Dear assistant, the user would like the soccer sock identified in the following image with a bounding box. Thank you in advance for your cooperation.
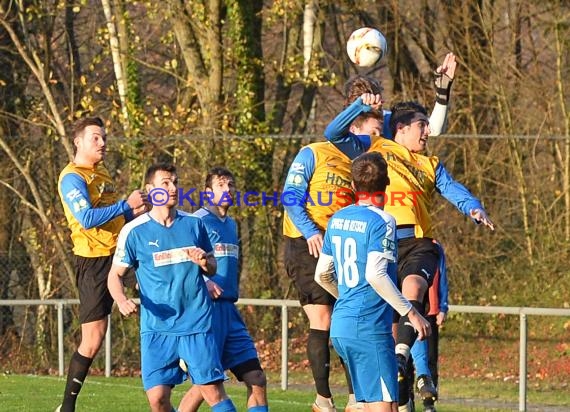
[211,398,237,412]
[410,338,431,377]
[61,351,93,412]
[397,300,424,350]
[247,406,268,412]
[307,328,332,398]
[338,356,355,397]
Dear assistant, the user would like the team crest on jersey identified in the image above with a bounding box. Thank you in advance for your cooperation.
[72,198,88,212]
[153,246,198,267]
[97,182,116,194]
[382,238,396,252]
[287,173,304,186]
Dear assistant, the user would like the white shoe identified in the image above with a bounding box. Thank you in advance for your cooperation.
[312,397,337,412]
[54,405,62,412]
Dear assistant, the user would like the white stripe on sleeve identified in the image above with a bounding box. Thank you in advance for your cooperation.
[365,251,412,316]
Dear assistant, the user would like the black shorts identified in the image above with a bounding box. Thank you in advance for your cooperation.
[75,255,115,324]
[397,237,440,289]
[284,236,335,306]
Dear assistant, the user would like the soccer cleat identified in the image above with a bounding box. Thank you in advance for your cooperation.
[396,353,408,382]
[424,406,436,412]
[312,397,337,412]
[416,374,437,401]
[54,406,62,412]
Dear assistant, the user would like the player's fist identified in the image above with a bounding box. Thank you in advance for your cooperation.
[127,189,147,210]
[117,298,137,317]
[470,208,495,231]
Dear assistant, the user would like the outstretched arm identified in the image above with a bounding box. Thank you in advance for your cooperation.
[429,52,457,136]
[435,163,495,230]
[323,95,378,158]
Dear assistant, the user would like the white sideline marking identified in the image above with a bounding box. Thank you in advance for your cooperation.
[24,375,311,406]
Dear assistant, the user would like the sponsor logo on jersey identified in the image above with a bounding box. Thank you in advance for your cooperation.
[148,239,159,247]
[290,162,305,173]
[153,246,198,267]
[65,188,83,201]
[213,243,239,259]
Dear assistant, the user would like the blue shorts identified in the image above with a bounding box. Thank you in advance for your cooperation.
[332,335,398,403]
[141,332,225,391]
[213,300,259,372]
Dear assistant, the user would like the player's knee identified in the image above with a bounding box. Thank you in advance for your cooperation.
[242,369,267,388]
[146,391,169,409]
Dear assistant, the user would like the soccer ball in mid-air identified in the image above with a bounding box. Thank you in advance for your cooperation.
[346,27,388,68]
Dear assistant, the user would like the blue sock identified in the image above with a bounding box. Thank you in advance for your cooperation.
[211,398,236,412]
[411,338,431,377]
[248,406,269,412]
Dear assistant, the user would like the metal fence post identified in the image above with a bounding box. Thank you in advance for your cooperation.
[281,304,288,391]
[57,302,64,376]
[519,312,527,412]
[105,314,112,377]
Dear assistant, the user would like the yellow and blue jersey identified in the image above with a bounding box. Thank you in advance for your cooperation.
[282,142,353,239]
[324,98,484,238]
[58,163,132,257]
[322,204,397,338]
[113,210,213,335]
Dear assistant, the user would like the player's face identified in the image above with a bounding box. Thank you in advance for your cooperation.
[396,113,431,153]
[148,171,178,207]
[350,117,382,136]
[75,125,107,164]
[207,175,236,208]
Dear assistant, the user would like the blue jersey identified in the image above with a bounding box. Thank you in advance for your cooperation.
[322,204,398,339]
[113,210,213,335]
[193,208,240,302]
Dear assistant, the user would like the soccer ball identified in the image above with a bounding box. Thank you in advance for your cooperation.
[346,27,388,68]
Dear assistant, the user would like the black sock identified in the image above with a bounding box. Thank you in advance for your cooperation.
[308,329,331,398]
[61,351,93,412]
[397,300,424,348]
[338,356,354,395]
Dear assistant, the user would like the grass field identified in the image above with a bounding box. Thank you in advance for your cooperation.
[1,373,568,412]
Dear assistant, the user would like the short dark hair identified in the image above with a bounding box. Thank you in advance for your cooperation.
[351,110,383,132]
[145,163,177,184]
[73,117,104,140]
[351,152,389,193]
[344,76,383,107]
[389,101,428,138]
[205,167,235,189]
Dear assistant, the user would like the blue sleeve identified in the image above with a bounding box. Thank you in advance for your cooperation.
[283,147,321,239]
[59,173,131,229]
[434,241,449,313]
[321,228,332,256]
[435,162,485,219]
[324,97,372,159]
[382,110,393,139]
